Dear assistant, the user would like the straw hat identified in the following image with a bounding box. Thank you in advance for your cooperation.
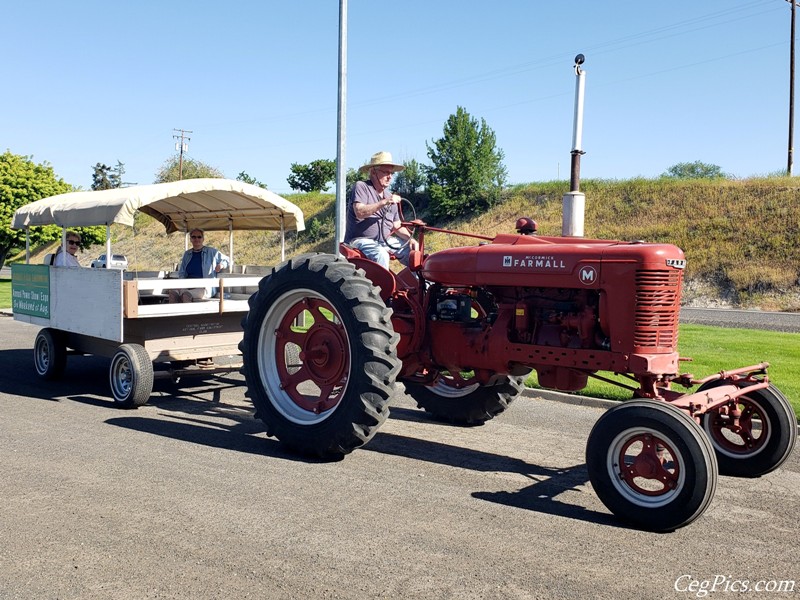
[359,151,405,174]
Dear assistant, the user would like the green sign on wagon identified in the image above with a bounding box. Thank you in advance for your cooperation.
[11,264,51,318]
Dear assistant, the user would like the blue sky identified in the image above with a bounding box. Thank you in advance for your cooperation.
[1,0,792,194]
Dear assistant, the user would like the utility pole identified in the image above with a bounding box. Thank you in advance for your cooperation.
[173,128,192,180]
[788,1,798,175]
[562,54,587,237]
[334,0,348,251]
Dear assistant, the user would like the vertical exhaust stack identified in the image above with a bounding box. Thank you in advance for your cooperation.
[563,54,586,237]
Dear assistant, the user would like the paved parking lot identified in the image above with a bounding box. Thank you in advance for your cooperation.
[1,316,798,600]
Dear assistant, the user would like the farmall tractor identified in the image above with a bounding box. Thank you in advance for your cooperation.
[239,217,797,532]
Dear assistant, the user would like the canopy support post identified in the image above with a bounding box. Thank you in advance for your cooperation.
[105,225,112,268]
[281,215,285,262]
[228,220,234,273]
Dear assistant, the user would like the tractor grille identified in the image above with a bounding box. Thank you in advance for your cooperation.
[633,269,682,349]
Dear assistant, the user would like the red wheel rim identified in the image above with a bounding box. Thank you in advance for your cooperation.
[617,433,681,497]
[706,398,767,456]
[436,370,478,389]
[274,297,349,414]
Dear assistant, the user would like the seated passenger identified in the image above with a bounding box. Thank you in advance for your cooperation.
[168,228,230,303]
[52,231,82,267]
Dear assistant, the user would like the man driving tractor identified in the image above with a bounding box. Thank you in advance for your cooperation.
[344,151,418,268]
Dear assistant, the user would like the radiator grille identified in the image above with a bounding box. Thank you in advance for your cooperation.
[633,270,682,348]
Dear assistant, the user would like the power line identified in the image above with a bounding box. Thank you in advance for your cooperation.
[172,128,192,180]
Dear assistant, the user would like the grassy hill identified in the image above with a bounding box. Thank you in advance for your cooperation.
[13,176,800,310]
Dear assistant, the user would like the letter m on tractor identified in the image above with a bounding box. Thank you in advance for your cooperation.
[579,265,597,284]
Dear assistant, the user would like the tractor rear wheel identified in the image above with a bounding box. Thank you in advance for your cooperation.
[240,254,402,459]
[698,382,797,477]
[405,372,524,425]
[586,399,718,532]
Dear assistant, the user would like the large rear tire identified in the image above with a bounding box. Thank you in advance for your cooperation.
[109,343,153,408]
[240,254,402,459]
[698,381,797,477]
[405,373,524,425]
[586,399,718,532]
[33,328,67,381]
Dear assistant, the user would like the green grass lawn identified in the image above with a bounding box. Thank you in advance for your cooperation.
[1,275,796,418]
[0,278,10,309]
[527,323,800,418]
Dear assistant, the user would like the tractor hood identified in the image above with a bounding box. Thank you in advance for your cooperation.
[421,233,686,288]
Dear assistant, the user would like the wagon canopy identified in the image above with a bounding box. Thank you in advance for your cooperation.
[11,178,305,234]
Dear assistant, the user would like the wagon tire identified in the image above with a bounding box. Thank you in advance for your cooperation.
[698,381,797,477]
[109,343,153,408]
[586,399,718,532]
[405,374,524,425]
[239,253,401,459]
[34,328,67,380]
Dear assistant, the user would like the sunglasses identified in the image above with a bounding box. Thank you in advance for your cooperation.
[190,235,203,239]
[67,240,80,245]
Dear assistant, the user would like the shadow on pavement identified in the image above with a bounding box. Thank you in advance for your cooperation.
[366,430,620,529]
[0,348,110,401]
[0,346,251,412]
[104,414,283,457]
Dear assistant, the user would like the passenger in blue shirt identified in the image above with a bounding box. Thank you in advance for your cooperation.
[168,228,230,303]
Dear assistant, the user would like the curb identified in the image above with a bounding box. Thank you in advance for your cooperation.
[522,387,617,410]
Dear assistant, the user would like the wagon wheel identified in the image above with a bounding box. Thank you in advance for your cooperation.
[404,372,524,425]
[698,381,797,477]
[586,399,718,532]
[33,328,67,381]
[240,253,402,459]
[109,343,154,408]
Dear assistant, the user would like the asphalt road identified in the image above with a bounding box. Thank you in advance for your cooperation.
[680,307,800,333]
[1,316,798,600]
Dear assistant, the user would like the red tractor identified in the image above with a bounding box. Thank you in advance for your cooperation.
[239,217,796,532]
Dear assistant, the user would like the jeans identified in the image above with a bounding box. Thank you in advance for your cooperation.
[348,237,411,269]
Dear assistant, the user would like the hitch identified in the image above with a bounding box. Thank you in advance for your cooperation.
[664,362,771,417]
[673,362,770,389]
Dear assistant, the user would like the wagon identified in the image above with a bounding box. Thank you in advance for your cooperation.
[10,178,304,407]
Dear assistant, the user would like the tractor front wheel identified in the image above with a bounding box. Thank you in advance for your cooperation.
[240,254,402,459]
[698,382,797,477]
[586,399,718,532]
[405,372,524,425]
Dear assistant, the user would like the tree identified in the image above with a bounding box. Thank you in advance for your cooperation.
[287,159,336,192]
[391,158,429,215]
[236,170,267,189]
[392,159,427,197]
[154,156,224,183]
[346,167,367,192]
[661,161,725,179]
[426,106,507,220]
[91,161,126,190]
[0,151,73,269]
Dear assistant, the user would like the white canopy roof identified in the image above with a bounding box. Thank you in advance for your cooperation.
[11,178,305,233]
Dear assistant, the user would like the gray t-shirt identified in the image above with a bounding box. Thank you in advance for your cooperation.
[344,180,399,243]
